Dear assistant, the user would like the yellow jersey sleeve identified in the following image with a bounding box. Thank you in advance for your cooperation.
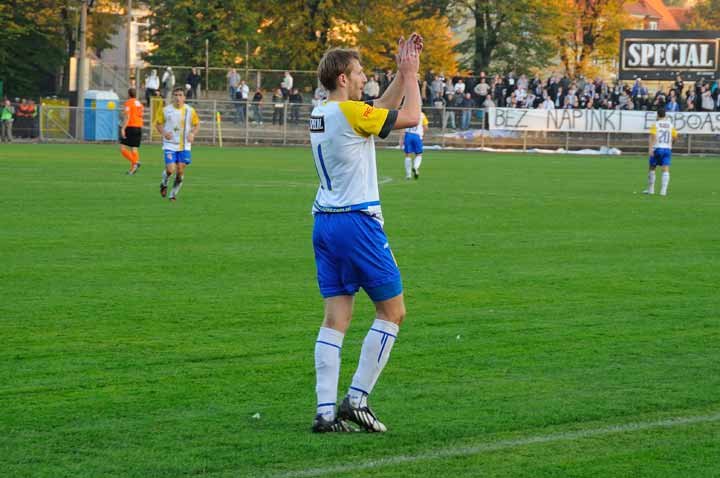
[155,107,165,125]
[422,113,428,127]
[672,128,678,139]
[191,108,200,126]
[338,101,396,139]
[649,125,657,135]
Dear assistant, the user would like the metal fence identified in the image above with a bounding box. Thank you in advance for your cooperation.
[28,103,720,155]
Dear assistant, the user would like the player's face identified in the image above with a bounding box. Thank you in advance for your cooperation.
[346,60,367,101]
[173,91,185,107]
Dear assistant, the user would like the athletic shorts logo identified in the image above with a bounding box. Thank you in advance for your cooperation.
[310,116,325,132]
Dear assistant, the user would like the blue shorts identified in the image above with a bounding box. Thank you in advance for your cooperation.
[649,148,671,167]
[164,150,192,165]
[403,133,423,155]
[313,212,402,302]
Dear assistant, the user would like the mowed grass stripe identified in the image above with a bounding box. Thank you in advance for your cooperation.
[0,144,718,477]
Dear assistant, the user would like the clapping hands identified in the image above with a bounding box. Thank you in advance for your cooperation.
[396,32,423,76]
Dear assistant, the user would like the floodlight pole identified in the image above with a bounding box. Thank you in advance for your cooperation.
[77,0,88,139]
[205,39,209,98]
[126,0,133,88]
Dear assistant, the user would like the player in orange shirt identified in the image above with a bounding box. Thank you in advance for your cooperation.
[120,88,144,175]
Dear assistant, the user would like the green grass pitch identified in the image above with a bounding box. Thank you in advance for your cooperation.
[1,144,719,477]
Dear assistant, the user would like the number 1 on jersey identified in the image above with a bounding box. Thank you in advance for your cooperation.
[313,143,332,191]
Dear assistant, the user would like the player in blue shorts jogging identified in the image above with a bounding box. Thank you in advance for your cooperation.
[154,87,200,201]
[401,111,428,179]
[309,34,424,433]
[644,107,676,196]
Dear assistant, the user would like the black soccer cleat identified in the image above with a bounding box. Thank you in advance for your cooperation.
[160,183,168,198]
[338,396,387,432]
[311,414,352,433]
[412,167,419,180]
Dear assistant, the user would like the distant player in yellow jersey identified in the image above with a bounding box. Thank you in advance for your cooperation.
[120,88,144,175]
[645,108,677,196]
[154,87,200,201]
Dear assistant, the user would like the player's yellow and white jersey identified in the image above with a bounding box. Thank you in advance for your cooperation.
[155,104,200,152]
[650,118,677,150]
[309,100,397,224]
[404,112,428,139]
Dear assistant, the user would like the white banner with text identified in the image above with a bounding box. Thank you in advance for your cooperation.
[488,108,720,134]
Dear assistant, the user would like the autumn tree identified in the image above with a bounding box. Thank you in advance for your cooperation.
[552,0,631,79]
[351,1,459,75]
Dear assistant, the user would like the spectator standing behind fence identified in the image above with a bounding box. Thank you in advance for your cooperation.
[251,88,263,124]
[473,77,489,108]
[380,69,394,94]
[234,80,249,124]
[289,87,303,123]
[272,88,285,125]
[443,92,456,129]
[454,78,466,96]
[144,69,160,106]
[186,67,201,100]
[460,92,473,129]
[161,67,175,101]
[1,99,14,142]
[227,68,240,100]
[431,75,444,104]
[281,71,293,98]
[363,74,380,101]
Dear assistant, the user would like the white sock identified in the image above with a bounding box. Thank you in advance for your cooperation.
[647,170,656,193]
[404,157,412,177]
[161,170,170,187]
[348,319,399,407]
[413,154,423,171]
[169,175,184,198]
[315,327,344,420]
[660,171,670,194]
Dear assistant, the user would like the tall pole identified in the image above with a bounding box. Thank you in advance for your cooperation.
[245,39,249,83]
[126,0,132,88]
[77,0,88,139]
[205,39,209,98]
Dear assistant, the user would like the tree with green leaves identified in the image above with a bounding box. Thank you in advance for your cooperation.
[253,0,458,74]
[451,0,558,75]
[144,0,258,67]
[686,0,720,29]
[0,0,68,97]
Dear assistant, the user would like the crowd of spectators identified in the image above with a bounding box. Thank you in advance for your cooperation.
[134,65,720,130]
[0,97,39,141]
[419,70,720,115]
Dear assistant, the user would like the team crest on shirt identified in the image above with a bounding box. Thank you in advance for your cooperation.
[309,116,325,132]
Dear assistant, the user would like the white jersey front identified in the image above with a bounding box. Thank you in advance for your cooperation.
[154,104,200,152]
[651,118,677,150]
[404,113,428,139]
[309,100,396,224]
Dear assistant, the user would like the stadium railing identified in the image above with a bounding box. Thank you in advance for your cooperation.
[35,102,719,155]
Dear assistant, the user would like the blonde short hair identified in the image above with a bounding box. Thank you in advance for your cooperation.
[317,48,360,92]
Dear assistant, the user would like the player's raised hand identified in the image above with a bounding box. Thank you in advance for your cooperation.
[397,32,421,76]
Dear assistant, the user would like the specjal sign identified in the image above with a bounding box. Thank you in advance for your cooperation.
[619,30,720,80]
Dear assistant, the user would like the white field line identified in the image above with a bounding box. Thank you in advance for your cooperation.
[275,411,720,478]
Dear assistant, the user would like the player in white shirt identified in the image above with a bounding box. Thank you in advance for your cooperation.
[309,34,423,433]
[400,112,429,179]
[154,87,200,201]
[644,108,677,196]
